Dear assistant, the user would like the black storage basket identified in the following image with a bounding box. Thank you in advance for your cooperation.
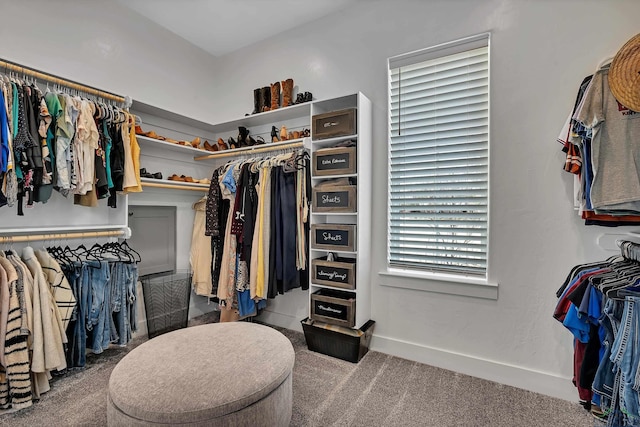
[141,271,192,339]
[301,318,375,363]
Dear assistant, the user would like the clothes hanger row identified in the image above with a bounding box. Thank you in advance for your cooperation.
[1,68,126,109]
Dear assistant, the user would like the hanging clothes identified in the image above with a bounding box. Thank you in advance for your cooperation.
[555,242,640,425]
[190,196,213,297]
[205,149,310,317]
[560,64,640,225]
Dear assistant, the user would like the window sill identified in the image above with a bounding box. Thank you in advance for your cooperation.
[379,269,498,300]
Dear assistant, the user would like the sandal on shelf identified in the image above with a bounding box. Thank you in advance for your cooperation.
[203,140,218,152]
[301,128,311,137]
[255,136,266,145]
[228,137,237,150]
[217,138,228,151]
[271,126,280,143]
[181,175,194,183]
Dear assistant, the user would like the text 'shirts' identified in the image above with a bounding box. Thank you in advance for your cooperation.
[322,232,342,242]
[322,194,341,204]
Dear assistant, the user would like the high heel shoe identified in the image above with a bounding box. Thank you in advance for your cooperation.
[238,127,252,147]
[271,126,280,143]
[227,137,237,150]
[204,140,219,152]
[280,126,288,141]
[217,138,228,151]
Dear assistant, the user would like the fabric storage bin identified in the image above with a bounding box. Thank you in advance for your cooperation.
[311,288,356,327]
[301,318,375,363]
[311,257,356,289]
[312,108,357,140]
[141,270,192,339]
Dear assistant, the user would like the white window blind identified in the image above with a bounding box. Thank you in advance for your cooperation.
[388,34,489,277]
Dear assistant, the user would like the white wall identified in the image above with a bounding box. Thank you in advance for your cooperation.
[4,0,640,402]
[201,0,640,401]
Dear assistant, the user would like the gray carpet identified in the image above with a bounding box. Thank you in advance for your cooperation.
[2,311,597,426]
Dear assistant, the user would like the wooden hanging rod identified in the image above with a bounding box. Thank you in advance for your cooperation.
[142,181,209,192]
[0,229,127,244]
[193,140,304,161]
[0,58,127,104]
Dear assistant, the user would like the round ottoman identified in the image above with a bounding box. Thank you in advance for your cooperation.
[107,322,295,426]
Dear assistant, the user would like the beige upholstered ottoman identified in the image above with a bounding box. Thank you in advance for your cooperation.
[107,322,295,426]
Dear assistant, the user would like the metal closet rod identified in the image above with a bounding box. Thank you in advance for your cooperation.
[0,229,127,244]
[193,140,304,161]
[0,58,126,104]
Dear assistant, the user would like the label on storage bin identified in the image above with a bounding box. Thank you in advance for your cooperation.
[316,265,350,284]
[314,300,348,321]
[316,153,351,171]
[316,190,349,208]
[315,228,349,247]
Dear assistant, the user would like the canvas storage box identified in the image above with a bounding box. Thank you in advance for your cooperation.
[311,257,356,289]
[301,318,375,363]
[311,224,356,252]
[310,288,356,328]
[312,108,357,140]
[312,146,357,176]
[312,185,357,213]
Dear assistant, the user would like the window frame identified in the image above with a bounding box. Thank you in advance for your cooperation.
[384,33,495,296]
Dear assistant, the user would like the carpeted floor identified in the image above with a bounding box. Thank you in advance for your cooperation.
[2,311,598,426]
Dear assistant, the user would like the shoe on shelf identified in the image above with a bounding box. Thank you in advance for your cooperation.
[280,126,288,141]
[293,131,300,139]
[152,172,163,180]
[181,175,194,183]
[191,137,201,148]
[168,174,184,182]
[255,136,266,145]
[271,126,280,143]
[204,140,218,152]
[301,128,311,137]
[228,137,237,150]
[217,138,228,151]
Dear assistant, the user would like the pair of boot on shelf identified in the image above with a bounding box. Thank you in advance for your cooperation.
[271,126,311,142]
[139,168,162,179]
[202,127,267,152]
[294,92,313,104]
[135,125,204,149]
[168,174,210,184]
[251,78,301,114]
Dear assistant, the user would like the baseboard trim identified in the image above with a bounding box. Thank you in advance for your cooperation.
[371,334,577,402]
[256,310,304,332]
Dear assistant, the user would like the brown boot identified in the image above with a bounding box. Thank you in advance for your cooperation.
[270,81,280,110]
[281,78,293,107]
[261,86,271,112]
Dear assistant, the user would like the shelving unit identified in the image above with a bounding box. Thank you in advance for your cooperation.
[131,93,373,333]
[308,93,372,330]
